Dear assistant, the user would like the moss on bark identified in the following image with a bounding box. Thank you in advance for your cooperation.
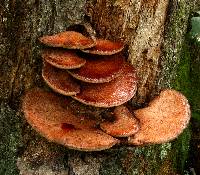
[0,103,23,175]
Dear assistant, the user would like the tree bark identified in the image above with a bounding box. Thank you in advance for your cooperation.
[0,0,197,174]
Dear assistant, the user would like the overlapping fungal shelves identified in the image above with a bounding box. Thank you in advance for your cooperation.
[22,28,191,151]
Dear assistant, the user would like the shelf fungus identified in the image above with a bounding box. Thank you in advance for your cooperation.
[72,63,137,108]
[82,39,124,55]
[21,29,191,151]
[100,105,139,137]
[39,31,95,49]
[128,89,191,145]
[42,61,80,96]
[68,54,125,83]
[41,49,86,69]
[22,88,119,151]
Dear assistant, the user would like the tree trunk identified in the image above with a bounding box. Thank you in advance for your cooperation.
[0,0,197,174]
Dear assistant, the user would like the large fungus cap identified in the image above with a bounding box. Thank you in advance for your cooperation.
[39,31,95,49]
[22,88,119,151]
[42,62,80,96]
[100,105,139,137]
[128,89,191,145]
[82,39,124,55]
[68,54,125,83]
[42,49,86,69]
[72,63,137,107]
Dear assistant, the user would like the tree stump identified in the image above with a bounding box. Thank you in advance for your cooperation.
[0,0,196,174]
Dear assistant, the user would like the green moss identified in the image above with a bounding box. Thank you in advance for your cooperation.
[99,145,176,175]
[0,102,23,175]
[168,16,200,174]
[169,35,193,175]
[189,46,200,119]
[172,42,191,96]
[160,0,192,88]
[172,127,191,173]
[174,36,200,116]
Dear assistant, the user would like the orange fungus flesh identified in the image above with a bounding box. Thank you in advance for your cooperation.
[22,88,119,151]
[128,89,191,145]
[83,39,124,55]
[72,63,137,107]
[100,105,139,137]
[42,49,86,69]
[39,31,95,49]
[42,62,80,96]
[68,54,125,83]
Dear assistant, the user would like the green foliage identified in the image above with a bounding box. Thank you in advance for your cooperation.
[192,112,200,121]
[189,12,200,44]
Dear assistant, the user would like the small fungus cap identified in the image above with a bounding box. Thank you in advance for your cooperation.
[22,88,119,151]
[83,39,124,55]
[68,54,125,83]
[42,62,80,96]
[42,49,86,69]
[100,105,140,137]
[128,89,191,145]
[72,63,137,108]
[39,31,95,49]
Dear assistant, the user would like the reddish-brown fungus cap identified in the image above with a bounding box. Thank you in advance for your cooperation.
[68,54,125,83]
[42,49,86,69]
[82,39,124,55]
[72,63,137,107]
[42,62,80,96]
[39,31,95,49]
[22,88,119,151]
[100,105,139,137]
[128,89,191,145]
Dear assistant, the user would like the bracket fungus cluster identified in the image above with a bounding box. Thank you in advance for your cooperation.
[22,29,191,151]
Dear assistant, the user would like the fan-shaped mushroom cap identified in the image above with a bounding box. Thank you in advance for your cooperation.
[100,105,139,137]
[39,31,95,49]
[72,63,137,107]
[83,39,124,55]
[42,62,80,96]
[41,49,86,69]
[128,89,191,145]
[68,54,125,83]
[22,88,119,151]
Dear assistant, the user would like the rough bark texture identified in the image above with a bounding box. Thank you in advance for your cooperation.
[0,0,197,174]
